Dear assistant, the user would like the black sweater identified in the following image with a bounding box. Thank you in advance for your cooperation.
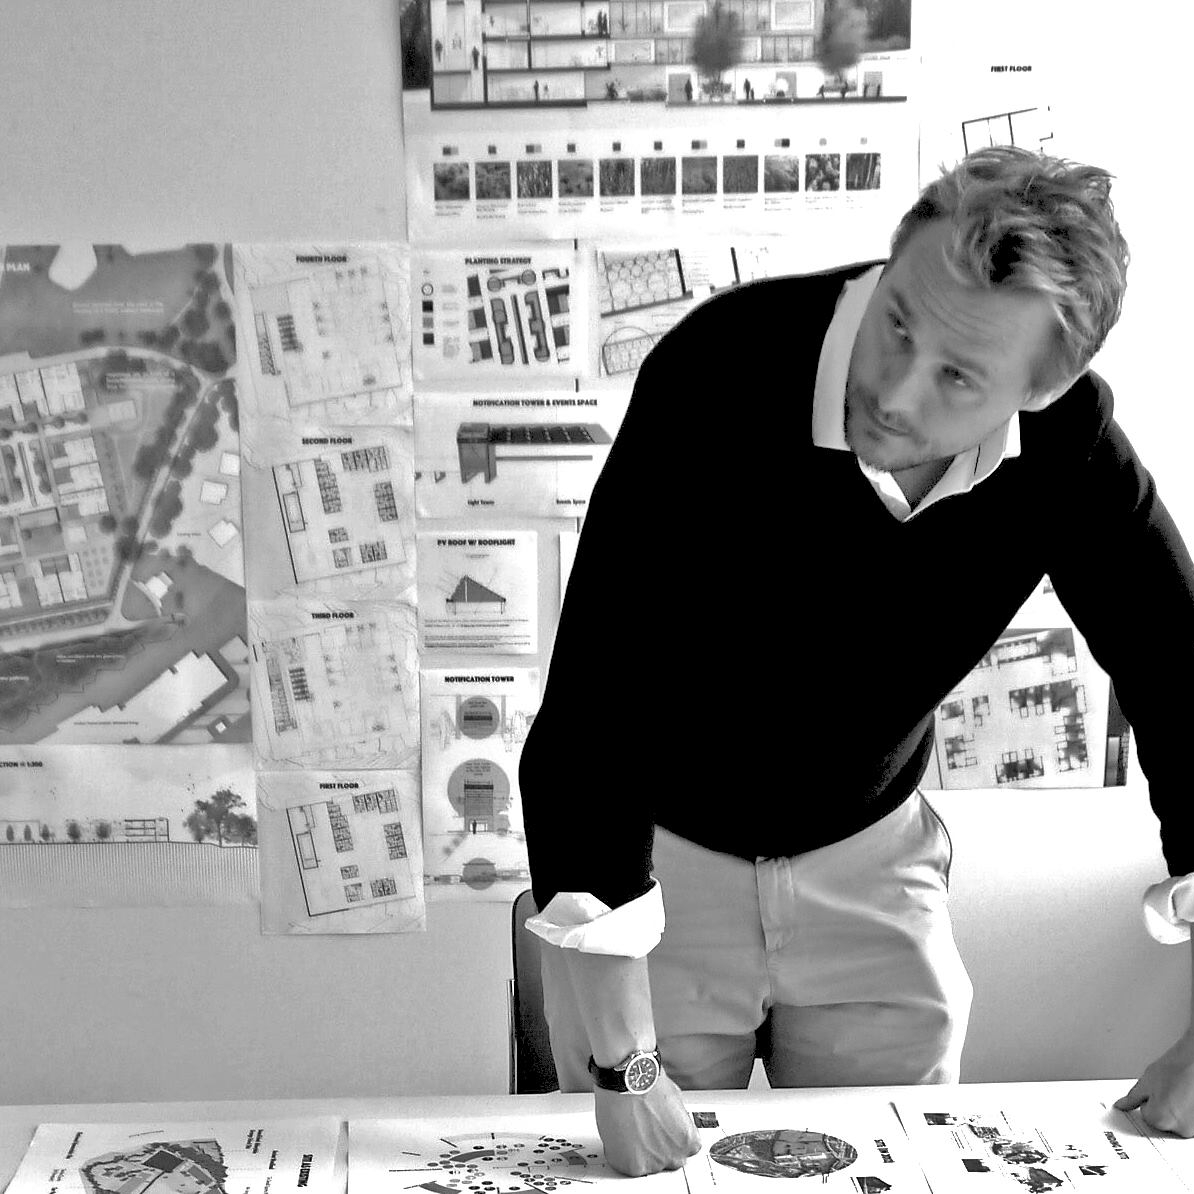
[520,262,1194,911]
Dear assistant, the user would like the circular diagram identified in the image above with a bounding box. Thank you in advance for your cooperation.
[400,1131,602,1194]
[710,1130,858,1178]
[458,696,501,739]
[461,857,498,890]
[447,759,512,829]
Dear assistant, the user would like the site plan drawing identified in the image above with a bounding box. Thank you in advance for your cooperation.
[399,0,915,241]
[420,668,538,898]
[5,1118,341,1194]
[349,1111,687,1194]
[415,391,625,517]
[418,531,538,653]
[248,597,419,770]
[233,244,413,429]
[920,577,1126,791]
[686,1101,932,1193]
[412,247,581,382]
[892,1093,1188,1193]
[0,743,256,907]
[0,244,249,747]
[256,769,425,933]
[241,424,416,602]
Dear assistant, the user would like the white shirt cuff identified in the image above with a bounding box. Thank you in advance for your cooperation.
[525,881,664,958]
[1142,874,1194,944]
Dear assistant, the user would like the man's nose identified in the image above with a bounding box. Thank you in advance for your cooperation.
[876,355,928,422]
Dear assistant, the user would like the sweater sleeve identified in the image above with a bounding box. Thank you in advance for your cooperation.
[518,347,672,913]
[1043,373,1194,876]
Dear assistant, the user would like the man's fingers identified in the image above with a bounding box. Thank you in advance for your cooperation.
[1113,1081,1147,1111]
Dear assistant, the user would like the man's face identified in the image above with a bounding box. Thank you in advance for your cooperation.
[844,219,1061,475]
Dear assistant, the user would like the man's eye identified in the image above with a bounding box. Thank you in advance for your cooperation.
[887,312,910,341]
[942,366,971,388]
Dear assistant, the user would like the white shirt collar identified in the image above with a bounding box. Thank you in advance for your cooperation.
[811,263,1021,522]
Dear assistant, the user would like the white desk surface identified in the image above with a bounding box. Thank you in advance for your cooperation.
[0,1079,1143,1190]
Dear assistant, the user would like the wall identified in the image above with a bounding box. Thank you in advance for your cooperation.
[0,0,1190,1105]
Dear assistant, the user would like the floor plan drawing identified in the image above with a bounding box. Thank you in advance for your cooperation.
[241,424,416,602]
[415,391,625,518]
[417,532,538,653]
[0,243,249,746]
[921,578,1121,791]
[233,244,412,429]
[249,598,419,770]
[412,247,581,383]
[420,668,539,899]
[5,1118,341,1194]
[256,769,425,934]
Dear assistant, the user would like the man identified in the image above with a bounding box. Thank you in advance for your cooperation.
[518,147,1194,1175]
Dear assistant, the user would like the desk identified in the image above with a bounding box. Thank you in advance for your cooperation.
[0,1080,1143,1191]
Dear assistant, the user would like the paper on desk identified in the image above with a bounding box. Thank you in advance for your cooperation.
[892,1093,1187,1192]
[1112,1104,1194,1191]
[4,1117,342,1194]
[349,1113,687,1194]
[685,1100,932,1193]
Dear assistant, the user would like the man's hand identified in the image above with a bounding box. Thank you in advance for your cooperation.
[594,1074,702,1176]
[1114,1032,1194,1136]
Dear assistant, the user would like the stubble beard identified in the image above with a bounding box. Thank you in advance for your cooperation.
[843,377,934,473]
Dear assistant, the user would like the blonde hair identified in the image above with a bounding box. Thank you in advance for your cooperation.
[891,146,1129,395]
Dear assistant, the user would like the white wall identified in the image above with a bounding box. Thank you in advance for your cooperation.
[0,0,1190,1105]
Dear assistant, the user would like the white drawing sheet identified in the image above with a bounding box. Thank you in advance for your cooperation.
[349,1111,686,1194]
[419,667,539,899]
[0,743,257,907]
[4,1118,342,1194]
[686,1101,932,1193]
[414,390,627,517]
[256,769,425,934]
[232,243,412,431]
[417,531,539,654]
[893,1094,1187,1193]
[241,423,416,604]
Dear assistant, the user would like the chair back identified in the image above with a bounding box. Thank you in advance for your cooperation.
[509,888,559,1093]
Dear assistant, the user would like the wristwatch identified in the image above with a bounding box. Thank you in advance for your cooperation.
[587,1048,662,1094]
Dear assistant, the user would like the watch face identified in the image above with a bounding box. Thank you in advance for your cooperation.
[624,1053,660,1093]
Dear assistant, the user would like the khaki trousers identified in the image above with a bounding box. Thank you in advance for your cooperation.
[541,791,973,1090]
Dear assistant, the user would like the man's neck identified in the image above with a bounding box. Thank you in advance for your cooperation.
[891,458,952,509]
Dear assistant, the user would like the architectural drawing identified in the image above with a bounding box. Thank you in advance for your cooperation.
[893,1094,1188,1193]
[686,1102,932,1193]
[0,742,257,907]
[412,248,579,381]
[241,424,416,602]
[233,244,412,428]
[0,243,249,746]
[414,391,625,517]
[420,668,539,899]
[921,578,1123,790]
[349,1112,684,1194]
[249,598,419,770]
[5,1118,341,1194]
[257,770,425,934]
[417,531,538,653]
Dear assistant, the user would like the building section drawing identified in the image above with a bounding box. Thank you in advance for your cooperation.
[0,243,249,747]
[685,1101,932,1193]
[412,247,580,382]
[401,0,911,114]
[399,4,917,245]
[241,424,416,602]
[921,578,1122,791]
[4,1118,341,1194]
[233,244,412,429]
[420,668,539,899]
[349,1112,688,1194]
[248,598,419,770]
[415,391,625,518]
[892,1094,1188,1193]
[417,531,538,653]
[0,743,257,907]
[256,770,425,934]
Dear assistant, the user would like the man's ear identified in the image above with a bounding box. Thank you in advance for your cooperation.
[1021,377,1078,414]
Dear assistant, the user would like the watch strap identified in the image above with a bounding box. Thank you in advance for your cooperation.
[587,1048,662,1093]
